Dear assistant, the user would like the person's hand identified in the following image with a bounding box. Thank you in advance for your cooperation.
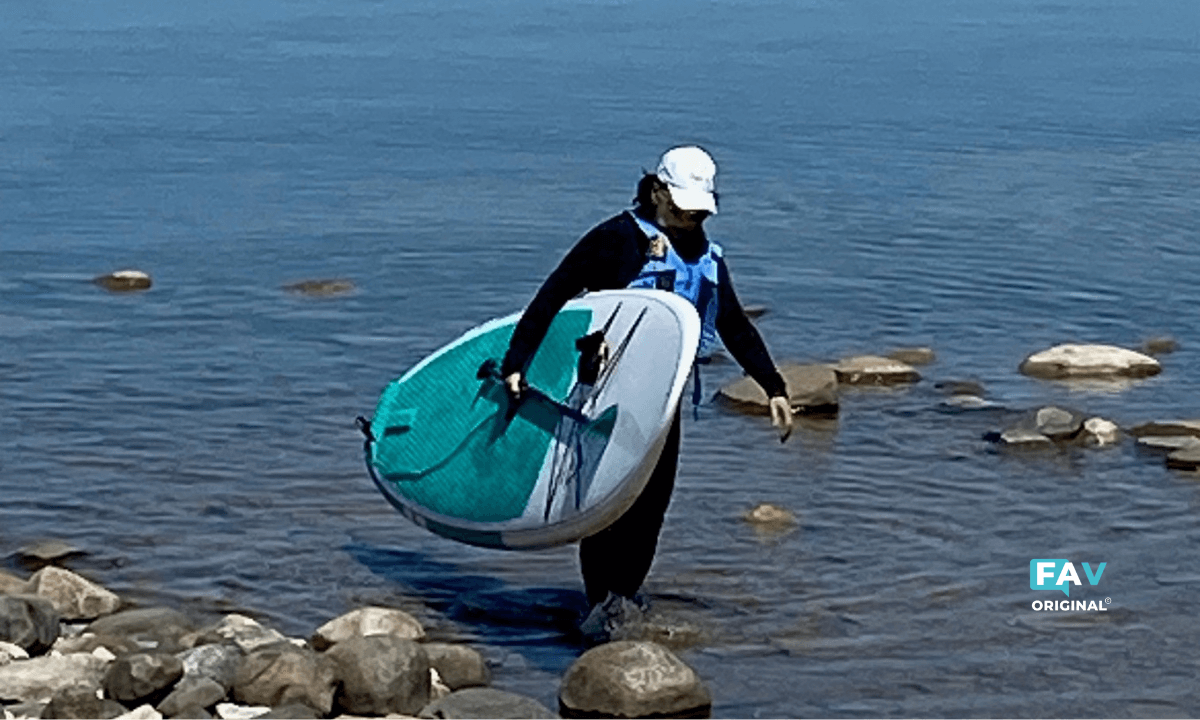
[504,372,523,401]
[769,395,793,443]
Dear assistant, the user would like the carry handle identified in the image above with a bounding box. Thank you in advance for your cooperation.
[476,359,589,424]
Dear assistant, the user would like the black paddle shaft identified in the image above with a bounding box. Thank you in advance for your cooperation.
[476,359,590,424]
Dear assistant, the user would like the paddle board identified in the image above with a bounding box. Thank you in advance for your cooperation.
[360,289,700,550]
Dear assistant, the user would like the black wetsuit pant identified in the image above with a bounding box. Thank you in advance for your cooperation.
[579,407,681,607]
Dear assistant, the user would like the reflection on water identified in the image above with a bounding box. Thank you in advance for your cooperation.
[3,0,1200,716]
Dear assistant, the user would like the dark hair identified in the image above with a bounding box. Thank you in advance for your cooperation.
[633,172,661,209]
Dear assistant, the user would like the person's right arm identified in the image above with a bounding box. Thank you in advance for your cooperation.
[501,219,636,390]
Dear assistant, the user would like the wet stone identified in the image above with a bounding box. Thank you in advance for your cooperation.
[832,355,920,386]
[1019,343,1161,380]
[1166,446,1200,471]
[422,643,491,691]
[1128,420,1200,439]
[1135,435,1200,452]
[282,279,354,297]
[715,363,838,415]
[94,270,153,292]
[741,503,796,528]
[887,347,936,366]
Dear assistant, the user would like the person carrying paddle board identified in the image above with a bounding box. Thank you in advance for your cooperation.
[501,145,793,636]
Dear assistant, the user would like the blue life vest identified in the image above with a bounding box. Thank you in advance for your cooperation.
[627,212,721,358]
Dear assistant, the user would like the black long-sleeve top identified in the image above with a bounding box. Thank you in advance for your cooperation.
[501,210,788,400]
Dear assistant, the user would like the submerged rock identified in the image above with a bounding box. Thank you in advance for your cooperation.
[715,363,838,415]
[1019,343,1161,380]
[282,279,354,297]
[558,640,711,719]
[13,540,85,570]
[741,503,796,528]
[887,347,936,366]
[1142,336,1179,355]
[94,270,153,292]
[832,355,920,386]
[1166,446,1200,471]
[1128,420,1200,439]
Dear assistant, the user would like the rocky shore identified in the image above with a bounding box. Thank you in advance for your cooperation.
[0,559,712,720]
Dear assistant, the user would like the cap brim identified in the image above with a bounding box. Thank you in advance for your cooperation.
[667,185,718,214]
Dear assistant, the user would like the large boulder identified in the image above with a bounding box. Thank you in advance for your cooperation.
[325,634,430,716]
[1019,343,1161,380]
[86,608,198,654]
[103,652,185,706]
[715,363,838,415]
[41,683,128,719]
[178,643,244,692]
[0,570,29,595]
[423,643,491,691]
[558,640,711,719]
[232,644,336,716]
[26,566,122,621]
[0,653,109,704]
[310,606,425,651]
[157,677,227,718]
[419,687,556,719]
[0,594,60,654]
[832,356,920,386]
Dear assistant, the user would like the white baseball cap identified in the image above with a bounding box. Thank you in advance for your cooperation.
[656,145,718,214]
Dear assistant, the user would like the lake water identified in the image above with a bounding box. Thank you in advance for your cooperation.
[3,0,1200,716]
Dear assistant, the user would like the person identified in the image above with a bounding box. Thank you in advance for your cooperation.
[500,145,793,634]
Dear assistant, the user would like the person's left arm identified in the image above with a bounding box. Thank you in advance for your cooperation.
[713,257,793,440]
